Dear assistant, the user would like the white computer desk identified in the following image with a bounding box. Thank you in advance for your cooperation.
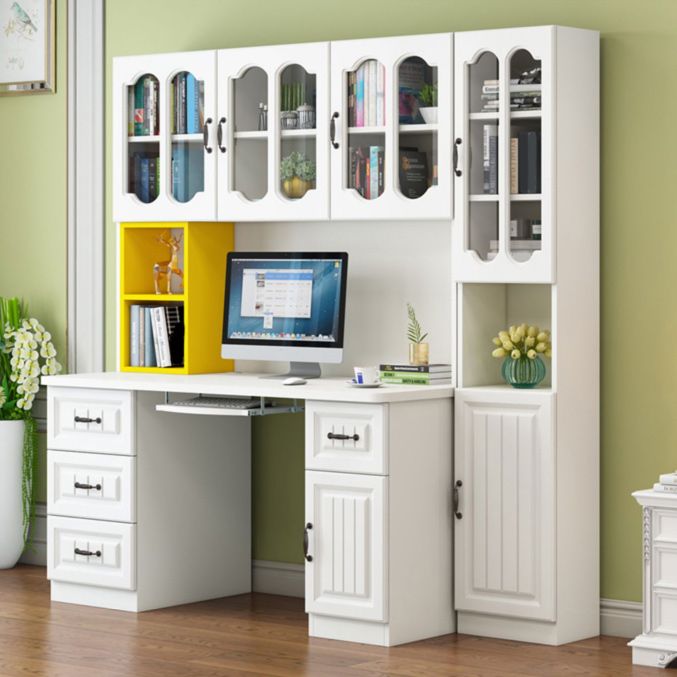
[42,371,454,646]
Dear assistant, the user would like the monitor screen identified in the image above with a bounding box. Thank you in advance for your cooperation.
[222,253,348,350]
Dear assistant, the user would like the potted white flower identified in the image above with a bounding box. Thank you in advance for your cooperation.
[0,298,61,568]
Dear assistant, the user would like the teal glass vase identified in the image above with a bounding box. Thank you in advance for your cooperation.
[502,355,546,389]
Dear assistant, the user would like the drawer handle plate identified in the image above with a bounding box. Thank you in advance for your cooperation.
[74,547,101,558]
[74,416,102,424]
[327,432,359,442]
[303,522,313,562]
[74,482,102,491]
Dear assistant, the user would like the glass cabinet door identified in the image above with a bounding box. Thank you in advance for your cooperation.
[330,34,451,220]
[452,28,553,283]
[217,42,329,221]
[113,51,218,222]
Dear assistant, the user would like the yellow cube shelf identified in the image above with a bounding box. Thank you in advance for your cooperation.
[119,221,234,374]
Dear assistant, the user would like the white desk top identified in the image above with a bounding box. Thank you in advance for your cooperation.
[43,371,454,404]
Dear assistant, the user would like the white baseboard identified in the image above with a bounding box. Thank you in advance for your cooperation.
[600,598,643,638]
[252,559,304,598]
[20,502,47,566]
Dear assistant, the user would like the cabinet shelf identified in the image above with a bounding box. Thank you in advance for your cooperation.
[128,135,160,143]
[469,194,498,202]
[233,130,269,140]
[171,133,203,142]
[511,110,541,120]
[469,112,499,121]
[399,123,438,134]
[281,129,317,139]
[511,193,542,201]
[347,125,386,135]
[123,293,186,302]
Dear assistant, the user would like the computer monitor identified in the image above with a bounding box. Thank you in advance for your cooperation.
[221,252,348,378]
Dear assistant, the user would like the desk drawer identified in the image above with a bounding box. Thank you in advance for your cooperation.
[306,401,387,475]
[47,516,136,591]
[48,450,136,522]
[48,387,134,455]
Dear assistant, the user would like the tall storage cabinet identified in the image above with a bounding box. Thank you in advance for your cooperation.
[452,26,599,645]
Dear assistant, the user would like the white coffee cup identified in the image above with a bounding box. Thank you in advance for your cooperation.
[354,366,379,384]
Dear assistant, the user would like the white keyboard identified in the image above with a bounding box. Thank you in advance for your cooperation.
[171,396,261,410]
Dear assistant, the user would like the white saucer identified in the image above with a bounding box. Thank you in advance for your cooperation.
[346,379,383,388]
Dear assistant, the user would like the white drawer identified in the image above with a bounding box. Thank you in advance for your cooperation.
[48,387,135,455]
[48,450,136,522]
[305,401,388,475]
[47,516,135,591]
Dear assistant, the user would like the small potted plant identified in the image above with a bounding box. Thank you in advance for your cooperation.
[0,297,61,568]
[407,303,429,365]
[418,83,438,124]
[280,151,316,199]
[491,323,551,388]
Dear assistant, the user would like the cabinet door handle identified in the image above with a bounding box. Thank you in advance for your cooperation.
[327,432,359,442]
[74,482,102,491]
[74,547,102,558]
[329,111,339,149]
[303,522,313,562]
[74,416,102,424]
[453,480,463,519]
[453,138,463,177]
[217,117,226,153]
[203,117,213,153]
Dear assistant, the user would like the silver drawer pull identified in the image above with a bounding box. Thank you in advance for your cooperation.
[74,482,102,491]
[327,432,359,441]
[74,415,102,424]
[74,547,101,557]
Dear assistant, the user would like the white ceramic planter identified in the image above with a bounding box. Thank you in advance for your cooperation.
[0,420,25,569]
[420,107,438,124]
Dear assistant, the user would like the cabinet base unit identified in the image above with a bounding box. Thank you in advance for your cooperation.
[630,635,677,669]
[304,398,454,646]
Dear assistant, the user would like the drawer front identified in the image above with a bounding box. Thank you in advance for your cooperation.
[48,450,136,522]
[47,516,135,590]
[306,401,387,475]
[48,387,135,454]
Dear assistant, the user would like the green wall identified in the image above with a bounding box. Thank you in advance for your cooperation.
[0,0,670,600]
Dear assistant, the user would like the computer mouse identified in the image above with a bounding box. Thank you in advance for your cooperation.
[283,377,307,386]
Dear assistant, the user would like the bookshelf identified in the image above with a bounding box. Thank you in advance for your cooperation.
[119,221,234,375]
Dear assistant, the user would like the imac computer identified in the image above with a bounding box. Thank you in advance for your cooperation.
[221,252,348,378]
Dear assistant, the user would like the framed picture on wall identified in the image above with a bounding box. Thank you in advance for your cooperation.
[0,0,54,94]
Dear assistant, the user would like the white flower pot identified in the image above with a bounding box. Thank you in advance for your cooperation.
[419,107,438,124]
[0,420,25,569]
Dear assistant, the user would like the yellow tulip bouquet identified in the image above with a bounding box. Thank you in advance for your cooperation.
[491,324,551,388]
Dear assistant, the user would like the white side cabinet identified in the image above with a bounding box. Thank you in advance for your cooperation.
[304,397,454,646]
[630,491,677,668]
[46,387,251,612]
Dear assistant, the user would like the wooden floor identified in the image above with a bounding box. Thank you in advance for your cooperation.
[0,566,659,676]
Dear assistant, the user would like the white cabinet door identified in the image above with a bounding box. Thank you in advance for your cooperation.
[452,27,554,283]
[113,51,218,222]
[217,42,330,221]
[330,34,452,220]
[454,389,555,620]
[305,471,387,622]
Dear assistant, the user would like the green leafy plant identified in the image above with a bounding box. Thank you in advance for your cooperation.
[280,151,316,182]
[407,303,428,344]
[0,297,62,544]
[419,83,438,107]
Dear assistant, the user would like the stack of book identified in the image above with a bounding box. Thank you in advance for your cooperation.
[129,304,184,368]
[129,152,160,204]
[128,75,159,136]
[379,363,452,385]
[347,60,385,128]
[348,145,384,199]
[172,145,204,202]
[479,79,542,112]
[483,124,498,194]
[171,72,204,135]
[653,472,677,494]
[510,130,541,194]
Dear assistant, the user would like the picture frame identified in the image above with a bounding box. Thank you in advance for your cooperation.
[0,0,54,95]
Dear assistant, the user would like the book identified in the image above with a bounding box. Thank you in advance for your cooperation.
[356,65,364,127]
[139,306,145,367]
[510,137,519,194]
[370,146,379,199]
[127,87,134,136]
[139,157,151,203]
[130,305,140,367]
[399,149,429,199]
[659,473,677,486]
[380,376,452,386]
[368,60,377,127]
[653,483,677,494]
[376,62,385,126]
[152,306,171,367]
[380,363,452,373]
[144,307,157,367]
[380,371,451,381]
[150,308,162,367]
[526,130,541,193]
[483,125,498,194]
[148,157,157,202]
[165,305,185,367]
[186,73,199,134]
[134,79,144,136]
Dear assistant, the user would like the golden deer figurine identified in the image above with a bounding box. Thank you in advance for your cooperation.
[153,231,184,294]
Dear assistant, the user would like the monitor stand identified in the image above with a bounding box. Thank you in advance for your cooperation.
[262,362,322,380]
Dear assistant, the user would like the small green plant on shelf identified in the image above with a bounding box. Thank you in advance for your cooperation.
[280,151,316,199]
[419,83,438,108]
[492,323,551,388]
[407,303,429,365]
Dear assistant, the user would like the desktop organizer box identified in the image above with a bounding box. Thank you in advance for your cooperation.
[119,221,234,374]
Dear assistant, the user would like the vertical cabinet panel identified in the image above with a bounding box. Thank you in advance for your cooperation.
[305,471,387,622]
[455,389,555,620]
[452,27,554,282]
[330,34,452,220]
[217,42,330,221]
[113,51,218,222]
